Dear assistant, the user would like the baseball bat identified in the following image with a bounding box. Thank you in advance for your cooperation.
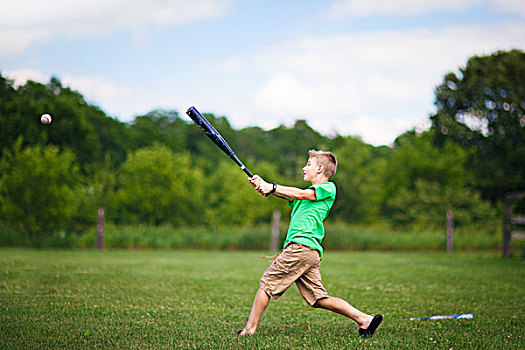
[186,106,253,177]
[403,314,473,321]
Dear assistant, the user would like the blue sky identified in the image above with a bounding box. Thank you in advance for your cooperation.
[1,0,524,145]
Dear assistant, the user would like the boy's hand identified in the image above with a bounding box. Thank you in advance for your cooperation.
[248,175,273,196]
[248,175,262,191]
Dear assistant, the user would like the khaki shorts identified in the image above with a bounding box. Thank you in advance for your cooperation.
[259,243,328,306]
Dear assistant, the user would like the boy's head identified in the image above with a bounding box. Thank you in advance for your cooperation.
[308,150,337,179]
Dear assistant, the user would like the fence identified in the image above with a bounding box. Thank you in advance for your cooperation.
[503,192,525,258]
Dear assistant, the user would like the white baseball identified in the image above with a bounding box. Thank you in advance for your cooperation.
[41,114,52,125]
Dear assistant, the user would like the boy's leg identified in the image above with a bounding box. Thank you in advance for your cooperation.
[239,287,270,336]
[295,264,377,330]
[240,243,316,335]
[313,296,373,328]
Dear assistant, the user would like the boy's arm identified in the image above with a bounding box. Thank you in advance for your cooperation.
[248,175,316,201]
[273,184,316,201]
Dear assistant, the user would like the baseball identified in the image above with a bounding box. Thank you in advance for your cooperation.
[41,113,52,125]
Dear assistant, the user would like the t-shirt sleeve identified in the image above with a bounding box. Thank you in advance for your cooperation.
[310,183,335,201]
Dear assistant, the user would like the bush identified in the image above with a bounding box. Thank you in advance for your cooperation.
[0,141,88,244]
[110,144,206,226]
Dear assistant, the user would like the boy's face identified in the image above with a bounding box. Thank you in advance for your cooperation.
[303,157,320,182]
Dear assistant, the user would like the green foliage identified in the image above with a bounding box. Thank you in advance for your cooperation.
[0,141,86,242]
[0,48,519,247]
[431,49,525,200]
[74,224,279,250]
[86,154,117,209]
[325,223,502,251]
[0,75,131,168]
[127,110,187,151]
[204,160,284,226]
[67,223,504,252]
[331,137,387,223]
[111,144,205,225]
[387,180,499,230]
[381,131,498,229]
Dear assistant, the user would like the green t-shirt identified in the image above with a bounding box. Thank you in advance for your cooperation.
[284,182,336,259]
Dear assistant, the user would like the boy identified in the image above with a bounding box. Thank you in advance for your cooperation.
[239,150,383,338]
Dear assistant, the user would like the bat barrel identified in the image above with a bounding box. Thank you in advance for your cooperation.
[187,106,253,177]
[186,106,212,133]
[187,106,234,156]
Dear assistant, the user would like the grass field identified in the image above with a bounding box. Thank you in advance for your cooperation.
[0,249,523,349]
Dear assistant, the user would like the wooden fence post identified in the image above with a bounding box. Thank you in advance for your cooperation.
[97,207,105,251]
[502,192,525,258]
[503,199,512,258]
[271,211,280,252]
[447,209,453,253]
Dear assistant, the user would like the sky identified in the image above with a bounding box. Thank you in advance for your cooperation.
[1,0,524,146]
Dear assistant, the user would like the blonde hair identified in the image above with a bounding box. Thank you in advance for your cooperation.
[308,150,337,179]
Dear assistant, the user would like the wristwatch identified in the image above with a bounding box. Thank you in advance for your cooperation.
[265,182,277,197]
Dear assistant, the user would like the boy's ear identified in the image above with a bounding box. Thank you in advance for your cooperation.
[317,164,324,174]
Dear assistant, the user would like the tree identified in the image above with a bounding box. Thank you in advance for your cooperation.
[0,78,48,158]
[111,144,205,226]
[0,74,19,157]
[431,50,525,201]
[84,106,131,166]
[127,110,187,152]
[0,74,135,168]
[331,136,386,223]
[204,159,284,227]
[236,120,335,181]
[0,141,82,243]
[381,130,497,229]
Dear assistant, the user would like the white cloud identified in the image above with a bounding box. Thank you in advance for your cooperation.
[329,0,472,18]
[254,72,362,117]
[497,0,525,18]
[0,30,51,56]
[252,21,525,145]
[4,69,132,118]
[61,75,131,102]
[62,75,133,118]
[328,0,525,18]
[0,0,232,56]
[3,68,47,86]
[200,57,245,72]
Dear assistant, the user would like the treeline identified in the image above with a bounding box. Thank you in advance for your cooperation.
[0,50,523,246]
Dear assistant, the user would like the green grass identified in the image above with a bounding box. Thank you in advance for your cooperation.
[0,249,523,349]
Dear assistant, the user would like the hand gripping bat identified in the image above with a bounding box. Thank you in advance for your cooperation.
[186,106,253,177]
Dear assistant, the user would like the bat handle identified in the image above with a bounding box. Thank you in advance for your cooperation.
[243,167,253,178]
[230,153,253,177]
